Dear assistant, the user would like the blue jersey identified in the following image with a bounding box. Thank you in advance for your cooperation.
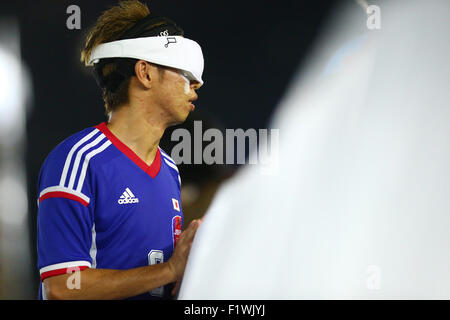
[37,122,183,299]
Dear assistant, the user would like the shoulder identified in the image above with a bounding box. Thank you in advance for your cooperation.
[159,147,178,172]
[159,147,181,187]
[43,126,101,162]
[38,125,113,206]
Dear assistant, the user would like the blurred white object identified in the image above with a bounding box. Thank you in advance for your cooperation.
[0,18,33,299]
[179,0,450,299]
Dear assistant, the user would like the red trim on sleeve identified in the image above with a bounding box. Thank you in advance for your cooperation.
[39,191,89,207]
[95,122,161,178]
[40,265,89,281]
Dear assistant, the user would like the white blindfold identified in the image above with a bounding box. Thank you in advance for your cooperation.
[88,36,204,85]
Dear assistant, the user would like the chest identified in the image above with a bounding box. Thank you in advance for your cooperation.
[92,160,182,250]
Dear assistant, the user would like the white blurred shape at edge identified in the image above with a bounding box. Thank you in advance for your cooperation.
[179,0,450,299]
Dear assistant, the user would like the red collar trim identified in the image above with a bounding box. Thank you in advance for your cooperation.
[95,122,161,179]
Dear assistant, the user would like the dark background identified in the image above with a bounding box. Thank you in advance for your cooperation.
[0,0,343,298]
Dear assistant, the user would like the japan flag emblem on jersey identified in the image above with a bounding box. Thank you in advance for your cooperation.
[172,198,180,212]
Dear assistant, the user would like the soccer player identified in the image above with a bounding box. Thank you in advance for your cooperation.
[36,0,203,299]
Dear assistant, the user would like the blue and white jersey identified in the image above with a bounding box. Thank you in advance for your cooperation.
[37,122,183,299]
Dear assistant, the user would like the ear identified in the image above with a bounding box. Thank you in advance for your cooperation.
[134,60,152,89]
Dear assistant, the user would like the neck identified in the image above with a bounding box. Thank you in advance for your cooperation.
[107,102,167,166]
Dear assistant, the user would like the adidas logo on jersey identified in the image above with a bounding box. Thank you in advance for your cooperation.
[118,188,139,204]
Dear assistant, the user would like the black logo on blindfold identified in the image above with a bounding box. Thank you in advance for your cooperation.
[165,37,177,48]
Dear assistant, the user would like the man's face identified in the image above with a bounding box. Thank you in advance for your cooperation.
[151,65,201,126]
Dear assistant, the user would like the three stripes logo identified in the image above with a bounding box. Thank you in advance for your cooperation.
[118,187,139,204]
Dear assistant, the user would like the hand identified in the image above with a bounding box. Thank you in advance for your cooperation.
[167,219,202,283]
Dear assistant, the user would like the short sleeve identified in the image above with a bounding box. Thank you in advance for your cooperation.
[37,197,94,280]
[36,127,107,281]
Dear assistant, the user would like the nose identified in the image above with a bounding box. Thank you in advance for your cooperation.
[190,80,202,91]
[189,81,200,101]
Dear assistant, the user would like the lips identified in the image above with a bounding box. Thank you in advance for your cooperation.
[188,97,197,111]
[186,90,198,112]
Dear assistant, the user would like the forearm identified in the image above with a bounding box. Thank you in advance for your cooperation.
[44,262,176,300]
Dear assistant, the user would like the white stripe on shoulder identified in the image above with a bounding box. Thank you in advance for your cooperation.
[59,128,99,187]
[162,156,181,186]
[75,140,112,192]
[67,134,106,190]
[164,158,179,173]
[159,147,176,164]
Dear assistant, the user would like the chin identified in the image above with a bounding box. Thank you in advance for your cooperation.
[168,113,189,127]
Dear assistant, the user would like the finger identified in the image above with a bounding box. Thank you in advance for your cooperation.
[188,219,199,229]
[182,220,200,239]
